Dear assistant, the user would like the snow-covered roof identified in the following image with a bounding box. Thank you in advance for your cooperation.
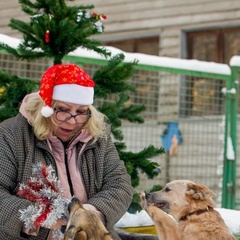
[0,33,233,76]
[70,46,231,76]
[229,55,240,67]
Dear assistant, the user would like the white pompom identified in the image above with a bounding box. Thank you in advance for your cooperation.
[41,106,54,117]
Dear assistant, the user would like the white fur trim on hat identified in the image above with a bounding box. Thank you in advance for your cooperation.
[52,84,94,105]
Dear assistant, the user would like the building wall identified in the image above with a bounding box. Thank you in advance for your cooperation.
[1,0,240,58]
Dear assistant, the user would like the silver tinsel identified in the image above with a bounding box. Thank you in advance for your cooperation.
[18,163,68,235]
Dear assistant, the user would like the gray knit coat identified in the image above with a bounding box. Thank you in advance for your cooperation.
[0,114,133,240]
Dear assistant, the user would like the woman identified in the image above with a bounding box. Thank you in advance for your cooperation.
[0,64,133,239]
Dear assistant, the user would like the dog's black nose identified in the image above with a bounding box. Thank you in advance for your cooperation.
[145,192,151,200]
[60,225,66,233]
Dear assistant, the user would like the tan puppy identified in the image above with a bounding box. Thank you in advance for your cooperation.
[140,180,236,240]
[64,197,113,240]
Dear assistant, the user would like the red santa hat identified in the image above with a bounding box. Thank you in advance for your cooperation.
[39,64,95,117]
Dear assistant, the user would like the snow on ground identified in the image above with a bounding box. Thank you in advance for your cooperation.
[115,208,240,234]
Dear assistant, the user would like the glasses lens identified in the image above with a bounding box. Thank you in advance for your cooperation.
[56,111,90,124]
[75,114,90,124]
[56,111,71,122]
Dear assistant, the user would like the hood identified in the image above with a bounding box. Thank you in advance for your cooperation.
[19,92,40,122]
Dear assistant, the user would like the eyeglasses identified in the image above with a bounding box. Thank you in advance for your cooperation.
[54,109,91,124]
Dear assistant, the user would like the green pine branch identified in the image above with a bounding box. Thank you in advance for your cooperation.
[0,43,19,55]
[93,53,138,98]
[0,71,38,121]
[98,94,145,141]
[119,145,164,188]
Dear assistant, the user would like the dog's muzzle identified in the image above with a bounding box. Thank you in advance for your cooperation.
[145,193,169,211]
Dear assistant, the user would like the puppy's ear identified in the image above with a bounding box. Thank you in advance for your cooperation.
[64,225,87,240]
[186,183,215,202]
[75,229,87,240]
[104,234,114,240]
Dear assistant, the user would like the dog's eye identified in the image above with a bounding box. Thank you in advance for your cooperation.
[165,187,171,192]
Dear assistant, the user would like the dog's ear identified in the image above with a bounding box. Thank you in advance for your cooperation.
[139,192,146,209]
[64,225,87,240]
[75,229,87,240]
[186,183,216,204]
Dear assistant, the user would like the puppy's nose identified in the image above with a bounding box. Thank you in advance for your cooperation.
[145,192,151,200]
[61,225,66,233]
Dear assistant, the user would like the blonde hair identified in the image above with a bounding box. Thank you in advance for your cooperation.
[24,93,108,142]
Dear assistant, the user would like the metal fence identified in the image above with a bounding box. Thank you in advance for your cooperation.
[0,45,239,209]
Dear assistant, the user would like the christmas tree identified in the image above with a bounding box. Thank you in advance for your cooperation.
[0,72,38,121]
[0,0,164,211]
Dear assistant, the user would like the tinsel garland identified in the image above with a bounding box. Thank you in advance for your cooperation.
[77,11,107,32]
[17,163,68,239]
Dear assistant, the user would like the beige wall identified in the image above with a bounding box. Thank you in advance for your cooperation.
[1,0,240,58]
[70,0,240,58]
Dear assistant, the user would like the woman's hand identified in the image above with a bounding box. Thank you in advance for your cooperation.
[48,218,67,230]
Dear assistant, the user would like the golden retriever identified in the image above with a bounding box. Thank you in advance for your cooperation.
[140,180,236,240]
[64,197,113,240]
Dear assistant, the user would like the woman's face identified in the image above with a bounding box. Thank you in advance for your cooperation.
[50,101,90,142]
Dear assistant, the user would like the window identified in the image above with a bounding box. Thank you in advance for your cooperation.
[104,36,159,56]
[187,27,240,63]
[183,27,240,116]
